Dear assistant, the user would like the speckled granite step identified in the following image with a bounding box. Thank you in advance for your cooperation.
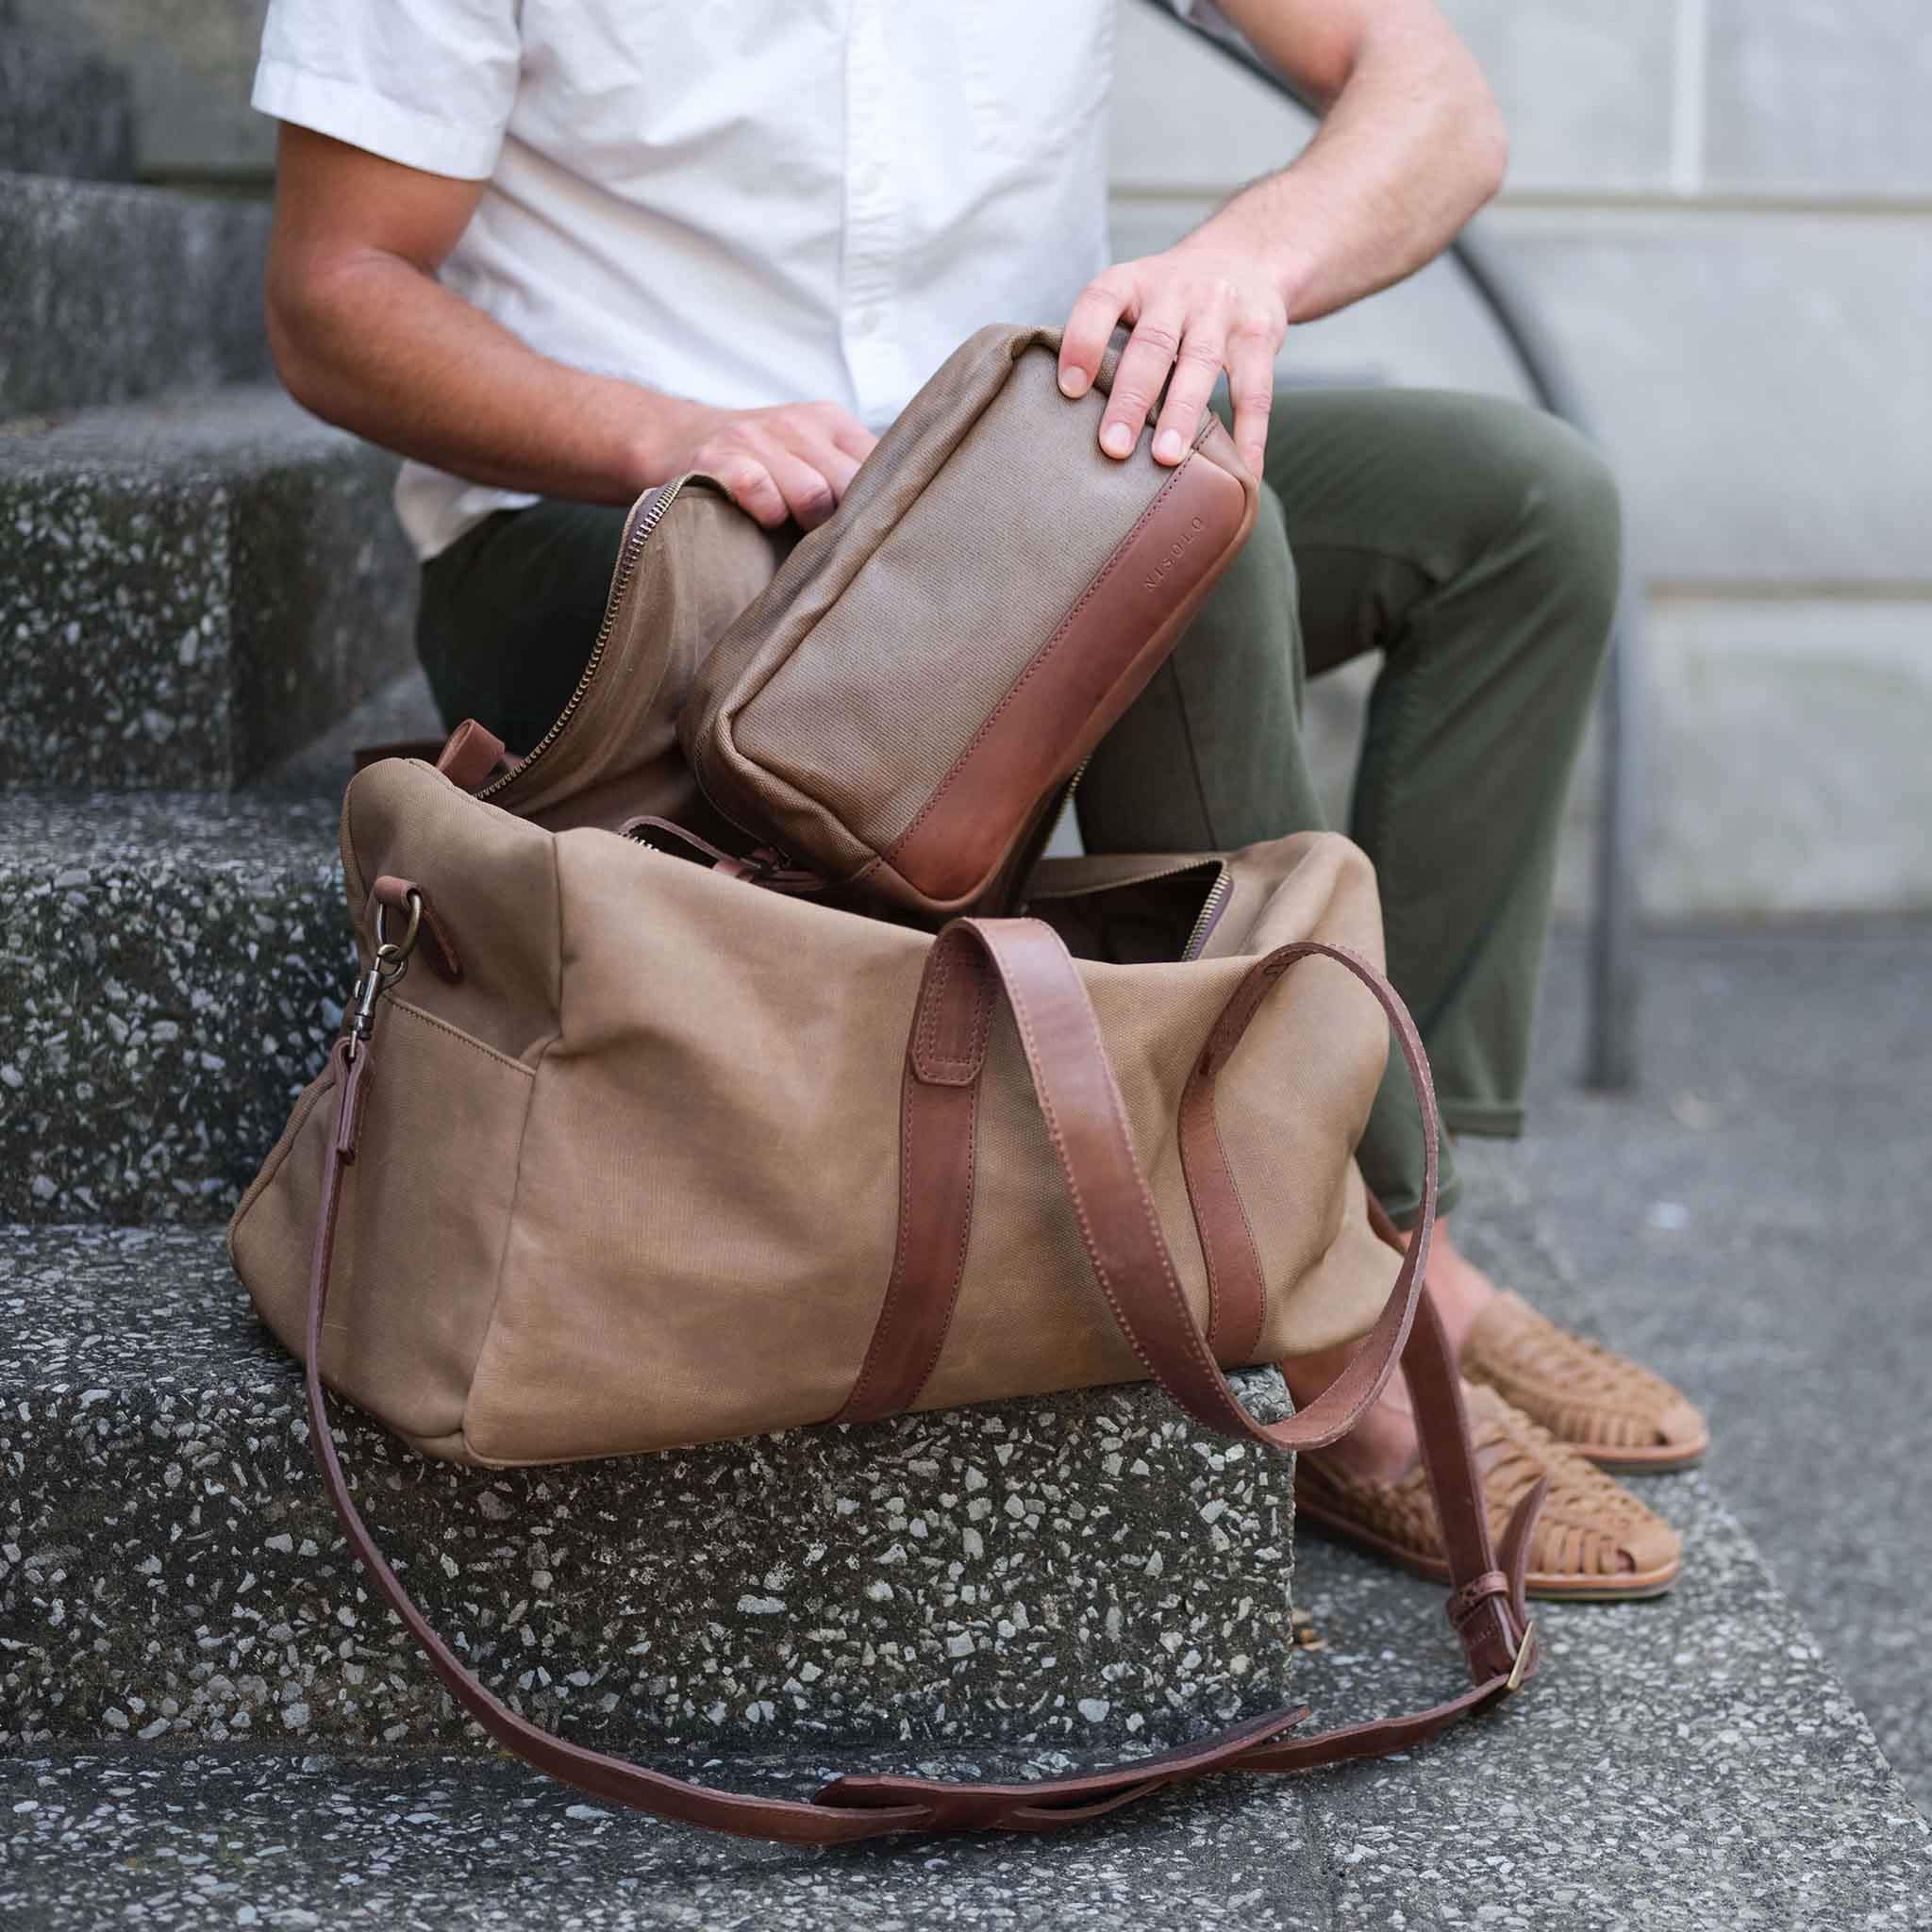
[0,1223,1299,1758]
[0,172,270,417]
[0,793,344,1224]
[0,381,415,790]
[4,1471,1927,1931]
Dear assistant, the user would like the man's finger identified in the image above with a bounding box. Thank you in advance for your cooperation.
[1099,308,1184,459]
[713,455,790,529]
[759,441,840,530]
[1058,276,1130,400]
[1226,327,1278,480]
[803,435,864,501]
[1150,328,1225,467]
[829,418,879,461]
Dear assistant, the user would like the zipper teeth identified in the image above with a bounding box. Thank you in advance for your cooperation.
[478,475,692,803]
[1181,869,1235,960]
[1023,855,1233,959]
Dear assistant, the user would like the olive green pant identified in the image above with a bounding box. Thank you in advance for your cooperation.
[419,387,1621,1226]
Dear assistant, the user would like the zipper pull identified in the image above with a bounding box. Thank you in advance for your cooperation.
[621,817,824,895]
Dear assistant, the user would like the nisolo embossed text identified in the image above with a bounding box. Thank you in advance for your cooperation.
[1142,513,1208,592]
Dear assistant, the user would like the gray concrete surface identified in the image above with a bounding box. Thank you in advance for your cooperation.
[0,1222,1296,1757]
[0,791,344,1223]
[5,1466,1928,1929]
[0,17,134,181]
[12,0,273,182]
[0,385,416,791]
[1705,0,1932,196]
[0,172,270,417]
[1457,919,1932,1818]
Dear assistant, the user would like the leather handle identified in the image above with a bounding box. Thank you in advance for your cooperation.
[925,919,1435,1455]
[295,913,1541,1844]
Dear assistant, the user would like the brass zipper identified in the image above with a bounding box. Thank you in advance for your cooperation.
[1024,855,1233,960]
[477,475,695,804]
[1180,866,1234,959]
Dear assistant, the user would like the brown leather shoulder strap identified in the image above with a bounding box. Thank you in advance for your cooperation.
[296,909,1540,1844]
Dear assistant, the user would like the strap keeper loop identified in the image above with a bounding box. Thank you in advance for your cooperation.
[1444,1568,1512,1634]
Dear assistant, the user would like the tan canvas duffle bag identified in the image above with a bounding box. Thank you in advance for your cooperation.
[229,755,1544,1844]
[413,324,1258,917]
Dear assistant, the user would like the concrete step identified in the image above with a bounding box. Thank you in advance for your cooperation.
[0,172,271,418]
[0,1223,1298,1758]
[11,0,276,184]
[0,19,136,182]
[0,383,416,793]
[3,1476,1927,1929]
[0,793,343,1224]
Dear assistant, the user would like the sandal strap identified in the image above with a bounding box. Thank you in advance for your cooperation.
[1464,1291,1697,1449]
[1299,1384,1676,1583]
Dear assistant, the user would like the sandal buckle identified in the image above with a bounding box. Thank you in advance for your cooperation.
[1505,1618,1538,1694]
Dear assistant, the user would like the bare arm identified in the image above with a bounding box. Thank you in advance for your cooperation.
[264,125,874,528]
[1059,0,1507,476]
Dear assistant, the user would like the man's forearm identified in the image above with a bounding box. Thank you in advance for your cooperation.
[1189,5,1507,324]
[268,251,694,501]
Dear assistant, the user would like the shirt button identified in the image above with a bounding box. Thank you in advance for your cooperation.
[853,308,879,336]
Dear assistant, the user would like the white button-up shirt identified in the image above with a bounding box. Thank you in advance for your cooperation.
[254,0,1147,558]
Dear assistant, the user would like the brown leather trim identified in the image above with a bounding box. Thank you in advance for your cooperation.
[836,1069,979,1425]
[836,940,996,1424]
[434,718,509,791]
[882,431,1253,908]
[1178,1025,1268,1366]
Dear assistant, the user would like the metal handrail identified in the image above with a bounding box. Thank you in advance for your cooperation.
[1141,3,1642,1088]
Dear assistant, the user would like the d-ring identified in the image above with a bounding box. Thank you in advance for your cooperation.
[375,887,423,963]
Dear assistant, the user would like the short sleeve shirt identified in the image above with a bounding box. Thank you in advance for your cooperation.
[254,1,1130,558]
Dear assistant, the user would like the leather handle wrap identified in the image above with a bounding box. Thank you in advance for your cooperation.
[917,919,1438,1452]
[297,913,1541,1844]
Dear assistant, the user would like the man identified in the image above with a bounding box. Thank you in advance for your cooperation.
[255,0,1704,1596]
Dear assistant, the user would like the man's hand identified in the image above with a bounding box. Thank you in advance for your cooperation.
[266,125,876,525]
[1058,0,1506,483]
[1057,242,1290,481]
[663,399,877,531]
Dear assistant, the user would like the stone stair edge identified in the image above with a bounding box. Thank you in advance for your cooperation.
[0,380,365,475]
[0,790,344,868]
[0,169,273,421]
[0,1216,1300,1757]
[0,804,347,1223]
[0,163,256,215]
[1,386,416,794]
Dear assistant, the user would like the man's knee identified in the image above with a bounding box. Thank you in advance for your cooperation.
[1458,398,1623,641]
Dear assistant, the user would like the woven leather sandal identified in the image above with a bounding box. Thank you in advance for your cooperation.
[1459,1290,1709,1473]
[1295,1384,1682,1602]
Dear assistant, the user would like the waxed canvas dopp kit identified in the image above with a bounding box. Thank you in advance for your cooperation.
[680,323,1258,914]
[231,322,1543,1844]
[425,324,1258,917]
